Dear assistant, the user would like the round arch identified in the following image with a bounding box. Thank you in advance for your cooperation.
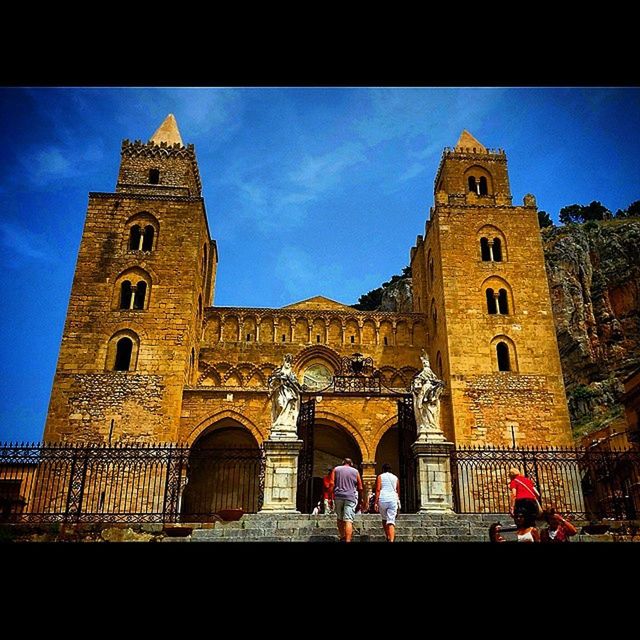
[187,409,266,447]
[313,409,369,460]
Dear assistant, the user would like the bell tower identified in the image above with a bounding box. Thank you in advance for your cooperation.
[410,131,572,446]
[43,114,217,443]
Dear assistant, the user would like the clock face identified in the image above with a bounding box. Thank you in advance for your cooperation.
[303,364,332,391]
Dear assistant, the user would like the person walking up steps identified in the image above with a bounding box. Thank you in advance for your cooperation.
[330,458,363,543]
[374,463,401,543]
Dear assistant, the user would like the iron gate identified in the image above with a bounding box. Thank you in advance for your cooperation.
[296,399,316,513]
[398,396,418,513]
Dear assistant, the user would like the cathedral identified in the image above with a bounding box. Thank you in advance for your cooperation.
[42,115,573,513]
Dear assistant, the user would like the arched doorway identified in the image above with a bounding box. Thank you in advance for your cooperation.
[182,421,262,520]
[375,426,400,477]
[304,421,362,512]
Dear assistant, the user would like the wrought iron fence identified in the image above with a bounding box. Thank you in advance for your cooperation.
[451,446,640,520]
[0,443,264,524]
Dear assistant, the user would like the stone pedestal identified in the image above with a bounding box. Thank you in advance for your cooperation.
[260,439,303,513]
[412,440,455,513]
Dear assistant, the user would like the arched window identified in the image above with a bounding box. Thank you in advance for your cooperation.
[202,244,208,275]
[496,342,511,371]
[468,176,477,193]
[198,294,203,319]
[114,338,133,371]
[480,237,491,261]
[149,169,160,184]
[120,281,133,309]
[431,300,438,333]
[384,336,388,346]
[498,289,509,314]
[493,238,503,262]
[129,226,141,250]
[436,351,443,378]
[486,288,497,314]
[133,281,147,310]
[479,176,488,196]
[429,255,434,283]
[142,225,154,251]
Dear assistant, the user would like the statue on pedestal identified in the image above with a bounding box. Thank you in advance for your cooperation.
[268,354,303,438]
[410,351,446,441]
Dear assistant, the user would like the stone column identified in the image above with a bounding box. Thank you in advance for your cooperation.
[412,440,455,513]
[260,439,304,512]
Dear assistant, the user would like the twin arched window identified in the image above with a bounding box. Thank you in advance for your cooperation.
[468,175,488,196]
[120,280,148,310]
[480,237,503,262]
[486,288,509,315]
[129,224,155,251]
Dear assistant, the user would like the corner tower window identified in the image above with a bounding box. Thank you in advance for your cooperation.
[493,238,503,262]
[149,169,160,184]
[120,281,133,309]
[486,288,497,314]
[479,177,488,196]
[114,338,133,371]
[498,289,509,314]
[468,176,477,193]
[129,226,141,250]
[496,342,511,372]
[480,237,491,261]
[142,226,154,251]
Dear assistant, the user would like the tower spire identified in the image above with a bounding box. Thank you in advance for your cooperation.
[150,113,183,147]
[455,130,486,152]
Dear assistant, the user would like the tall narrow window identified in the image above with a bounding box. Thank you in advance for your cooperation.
[350,336,355,344]
[281,334,286,342]
[149,169,160,184]
[497,342,511,371]
[436,352,443,378]
[129,226,141,250]
[479,176,488,195]
[246,333,251,341]
[493,238,503,262]
[120,281,133,309]
[133,281,147,309]
[190,348,195,377]
[384,336,388,346]
[468,176,477,193]
[142,225,154,251]
[498,289,509,314]
[480,237,491,261]
[486,288,497,314]
[114,338,133,371]
[429,256,434,283]
[202,244,208,275]
[198,294,203,319]
[316,335,321,343]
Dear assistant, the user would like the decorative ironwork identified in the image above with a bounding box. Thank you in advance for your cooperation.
[397,396,418,513]
[333,353,382,394]
[296,399,316,513]
[451,445,640,520]
[0,443,265,524]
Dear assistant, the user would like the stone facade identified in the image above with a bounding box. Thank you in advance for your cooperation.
[43,121,573,503]
[410,131,573,446]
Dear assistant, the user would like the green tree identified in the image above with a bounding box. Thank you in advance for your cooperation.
[538,210,553,228]
[559,201,610,225]
[616,200,640,219]
[352,287,384,311]
[559,204,583,225]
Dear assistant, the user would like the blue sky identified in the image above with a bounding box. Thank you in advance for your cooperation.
[1,87,639,442]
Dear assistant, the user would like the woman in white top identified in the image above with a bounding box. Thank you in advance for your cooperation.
[374,463,401,543]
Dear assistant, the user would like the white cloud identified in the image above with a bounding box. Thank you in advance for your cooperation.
[0,222,55,265]
[399,162,426,182]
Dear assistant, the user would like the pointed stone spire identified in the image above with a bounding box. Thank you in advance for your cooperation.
[455,130,487,152]
[150,114,183,147]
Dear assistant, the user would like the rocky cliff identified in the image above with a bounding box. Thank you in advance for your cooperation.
[370,219,640,437]
[542,219,640,436]
[379,277,413,312]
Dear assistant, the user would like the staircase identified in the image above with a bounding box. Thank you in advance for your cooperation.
[178,513,507,542]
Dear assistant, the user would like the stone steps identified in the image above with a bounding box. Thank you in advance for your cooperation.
[180,513,508,542]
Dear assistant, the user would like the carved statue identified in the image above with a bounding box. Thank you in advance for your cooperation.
[268,354,303,438]
[410,351,446,441]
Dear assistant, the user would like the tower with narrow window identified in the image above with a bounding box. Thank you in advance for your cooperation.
[43,115,217,443]
[411,131,572,445]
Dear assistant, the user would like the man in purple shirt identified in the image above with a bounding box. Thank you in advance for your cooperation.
[329,458,364,543]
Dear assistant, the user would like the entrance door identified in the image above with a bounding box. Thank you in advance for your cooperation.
[397,396,418,513]
[296,399,315,513]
